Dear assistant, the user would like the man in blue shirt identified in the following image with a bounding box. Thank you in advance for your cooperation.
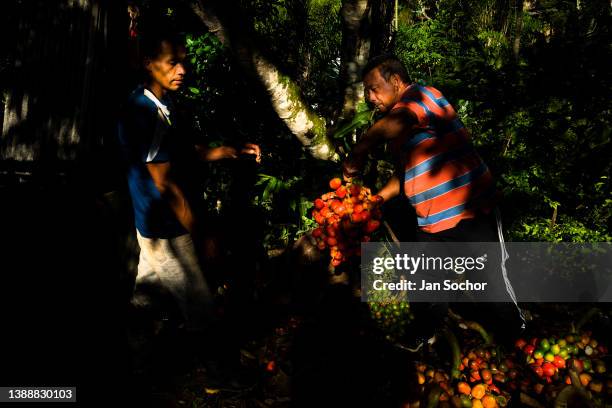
[118,30,261,334]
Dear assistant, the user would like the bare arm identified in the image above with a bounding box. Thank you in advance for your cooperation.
[376,175,401,202]
[343,108,416,178]
[195,143,261,162]
[146,162,197,235]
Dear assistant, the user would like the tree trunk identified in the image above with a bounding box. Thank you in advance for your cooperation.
[337,0,394,121]
[338,0,370,121]
[189,0,339,162]
[512,0,524,60]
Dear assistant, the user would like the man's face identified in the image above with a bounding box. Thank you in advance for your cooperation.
[363,67,402,113]
[145,40,187,92]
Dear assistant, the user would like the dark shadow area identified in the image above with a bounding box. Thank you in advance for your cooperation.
[0,183,127,404]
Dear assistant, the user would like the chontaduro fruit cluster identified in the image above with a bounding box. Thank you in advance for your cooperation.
[310,178,384,268]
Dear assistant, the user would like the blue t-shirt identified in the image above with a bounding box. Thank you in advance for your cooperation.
[118,86,188,238]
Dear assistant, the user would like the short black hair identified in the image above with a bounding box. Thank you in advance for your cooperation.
[362,54,411,83]
[139,27,184,61]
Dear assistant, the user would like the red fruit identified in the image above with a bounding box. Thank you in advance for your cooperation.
[341,219,353,231]
[314,198,325,209]
[334,205,347,215]
[327,237,338,246]
[531,365,544,377]
[542,362,556,377]
[326,225,337,237]
[350,212,362,223]
[331,259,342,267]
[515,338,527,350]
[317,241,326,250]
[315,215,325,225]
[523,345,535,355]
[569,358,584,373]
[553,355,566,369]
[349,185,361,196]
[336,186,347,198]
[353,204,364,214]
[470,370,481,381]
[312,228,323,238]
[362,235,371,242]
[266,360,277,372]
[480,369,492,382]
[364,219,380,233]
[360,210,371,222]
[320,207,332,218]
[329,178,342,190]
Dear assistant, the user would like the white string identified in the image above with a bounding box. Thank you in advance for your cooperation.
[495,207,527,329]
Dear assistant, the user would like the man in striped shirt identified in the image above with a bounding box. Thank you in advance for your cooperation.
[343,55,526,345]
[343,55,499,242]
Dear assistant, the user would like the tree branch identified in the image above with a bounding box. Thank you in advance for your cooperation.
[189,0,339,161]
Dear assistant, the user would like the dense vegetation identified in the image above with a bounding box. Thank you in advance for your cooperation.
[141,0,610,246]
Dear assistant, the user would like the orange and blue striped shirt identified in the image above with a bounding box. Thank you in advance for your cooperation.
[390,84,497,233]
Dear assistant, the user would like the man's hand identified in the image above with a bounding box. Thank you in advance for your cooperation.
[239,143,262,163]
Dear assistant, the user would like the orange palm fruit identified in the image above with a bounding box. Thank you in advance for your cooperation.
[481,395,498,408]
[329,178,342,189]
[457,382,471,395]
[471,384,486,400]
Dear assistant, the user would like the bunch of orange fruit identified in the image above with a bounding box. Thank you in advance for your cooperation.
[311,178,383,268]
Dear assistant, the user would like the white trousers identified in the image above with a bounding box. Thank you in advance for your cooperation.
[133,230,214,330]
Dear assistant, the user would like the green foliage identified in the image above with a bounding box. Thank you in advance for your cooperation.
[392,0,611,242]
[510,215,611,242]
[332,102,376,152]
[140,0,610,246]
[395,18,456,82]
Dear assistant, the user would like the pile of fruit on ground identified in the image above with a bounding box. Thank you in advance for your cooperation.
[403,323,611,407]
